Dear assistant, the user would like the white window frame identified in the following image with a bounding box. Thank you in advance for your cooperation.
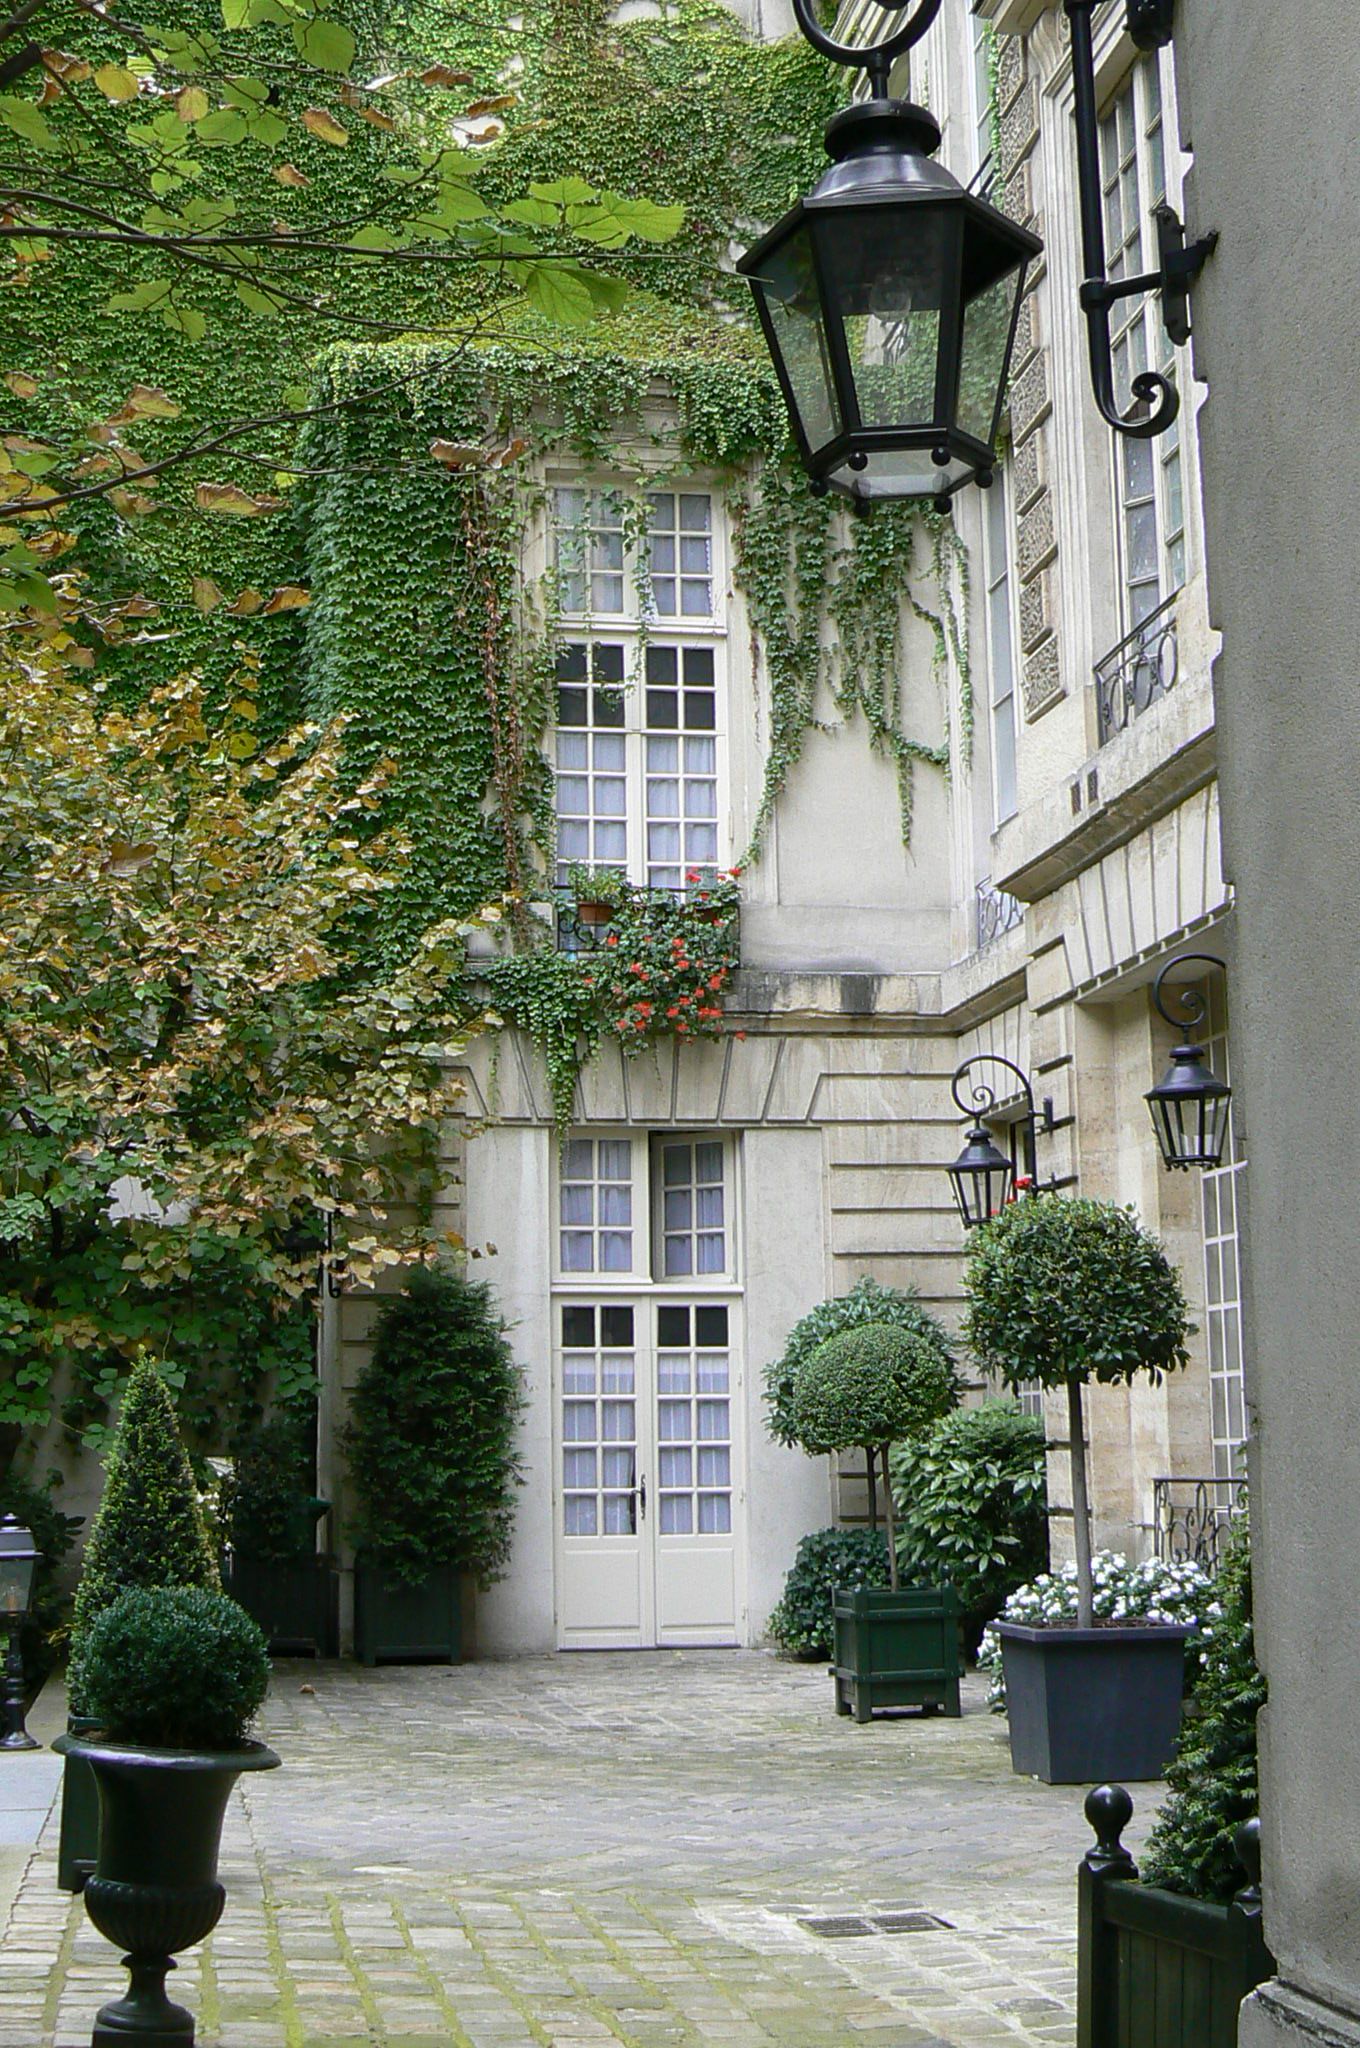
[1191,973,1248,1481]
[552,1129,739,1288]
[981,472,1020,825]
[550,478,729,892]
[1098,56,1189,631]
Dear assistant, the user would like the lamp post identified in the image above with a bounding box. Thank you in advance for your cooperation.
[738,0,1039,509]
[945,1054,1057,1229]
[0,1515,41,1751]
[1145,952,1233,1170]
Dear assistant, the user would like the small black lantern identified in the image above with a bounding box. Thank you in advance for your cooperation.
[1145,954,1232,1172]
[739,95,1040,507]
[945,1055,1057,1231]
[0,1514,41,1751]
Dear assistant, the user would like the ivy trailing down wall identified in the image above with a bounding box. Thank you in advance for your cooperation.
[296,308,972,1113]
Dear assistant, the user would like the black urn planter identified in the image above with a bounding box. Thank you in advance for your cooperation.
[997,1620,1190,1784]
[831,1585,962,1722]
[57,1712,102,1893]
[54,1732,280,2048]
[1077,1786,1274,2048]
[353,1556,462,1666]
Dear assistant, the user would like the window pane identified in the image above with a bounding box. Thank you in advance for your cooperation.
[661,1495,693,1534]
[561,1232,593,1271]
[565,1495,597,1536]
[698,1494,731,1534]
[600,1230,632,1271]
[664,1238,694,1276]
[695,1305,728,1346]
[601,1304,634,1346]
[659,1400,690,1441]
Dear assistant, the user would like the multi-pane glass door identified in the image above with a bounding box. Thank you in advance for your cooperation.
[554,1297,739,1647]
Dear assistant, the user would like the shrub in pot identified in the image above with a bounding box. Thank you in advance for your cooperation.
[220,1418,334,1655]
[788,1321,961,1719]
[768,1528,890,1661]
[55,1585,279,2048]
[963,1195,1193,1781]
[344,1267,523,1664]
[890,1401,1048,1658]
[977,1550,1214,1710]
[60,1362,220,1892]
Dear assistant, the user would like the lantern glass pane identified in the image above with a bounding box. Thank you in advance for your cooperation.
[957,265,1023,443]
[818,208,952,429]
[0,1556,31,1618]
[752,231,838,453]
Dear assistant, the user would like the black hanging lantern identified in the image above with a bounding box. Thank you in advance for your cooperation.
[1145,954,1232,1171]
[947,1122,1015,1230]
[736,0,1040,507]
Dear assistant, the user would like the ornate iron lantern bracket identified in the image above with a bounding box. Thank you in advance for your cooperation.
[789,0,942,94]
[946,1053,1058,1228]
[1066,0,1217,439]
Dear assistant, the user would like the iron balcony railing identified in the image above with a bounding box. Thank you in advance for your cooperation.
[1094,590,1180,745]
[1152,1473,1247,1572]
[975,876,1025,950]
[554,888,740,957]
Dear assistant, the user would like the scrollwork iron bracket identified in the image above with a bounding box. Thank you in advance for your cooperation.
[1066,0,1217,439]
[790,0,943,96]
[950,1053,1058,1192]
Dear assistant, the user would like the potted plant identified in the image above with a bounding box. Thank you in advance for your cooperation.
[221,1418,336,1656]
[787,1321,961,1721]
[58,1361,220,1893]
[344,1267,523,1664]
[56,1584,278,2048]
[768,1528,890,1662]
[964,1194,1193,1782]
[564,862,627,926]
[1076,1517,1269,2046]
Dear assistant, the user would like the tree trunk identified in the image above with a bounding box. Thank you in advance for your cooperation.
[881,1445,899,1592]
[864,1443,878,1531]
[1066,1377,1094,1629]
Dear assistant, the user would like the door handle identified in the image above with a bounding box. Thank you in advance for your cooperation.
[638,1473,647,1521]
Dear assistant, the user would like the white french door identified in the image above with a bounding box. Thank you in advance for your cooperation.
[554,1295,741,1648]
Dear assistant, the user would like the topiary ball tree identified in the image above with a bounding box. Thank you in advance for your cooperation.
[963,1195,1191,1629]
[788,1322,960,1590]
[764,1278,957,1527]
[69,1361,219,1706]
[79,1586,271,1751]
[343,1266,524,1585]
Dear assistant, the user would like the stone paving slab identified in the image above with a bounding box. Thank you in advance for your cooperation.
[0,1652,1158,2048]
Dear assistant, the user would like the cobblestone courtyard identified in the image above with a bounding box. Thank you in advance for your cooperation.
[0,1653,1154,2048]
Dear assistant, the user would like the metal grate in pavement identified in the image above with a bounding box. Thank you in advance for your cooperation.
[795,1909,955,1939]
[872,1910,954,1933]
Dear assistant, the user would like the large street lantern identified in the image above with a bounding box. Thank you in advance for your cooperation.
[738,98,1039,509]
[1145,953,1233,1171]
[944,1055,1057,1231]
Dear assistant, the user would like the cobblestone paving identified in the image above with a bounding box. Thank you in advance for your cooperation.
[0,1653,1155,2048]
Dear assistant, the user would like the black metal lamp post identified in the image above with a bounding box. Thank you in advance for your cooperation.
[0,1515,41,1751]
[1145,952,1232,1170]
[737,0,1040,509]
[946,1054,1057,1229]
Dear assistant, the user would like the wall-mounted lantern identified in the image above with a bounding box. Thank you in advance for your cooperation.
[1145,952,1232,1171]
[738,0,1215,505]
[945,1054,1058,1229]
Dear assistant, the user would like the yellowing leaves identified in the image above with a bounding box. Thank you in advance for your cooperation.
[175,86,210,122]
[190,575,223,613]
[3,373,38,399]
[419,65,475,88]
[272,162,310,187]
[194,482,285,517]
[301,106,349,145]
[263,584,310,614]
[93,63,140,102]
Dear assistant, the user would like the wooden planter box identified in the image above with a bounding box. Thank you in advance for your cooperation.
[226,1553,340,1657]
[997,1620,1189,1783]
[56,1714,101,1894]
[1078,1787,1273,2048]
[353,1557,462,1666]
[832,1585,962,1722]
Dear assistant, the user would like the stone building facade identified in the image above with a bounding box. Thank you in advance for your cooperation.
[319,0,1246,1658]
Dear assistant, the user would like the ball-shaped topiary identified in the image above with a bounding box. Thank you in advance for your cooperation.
[963,1195,1191,1627]
[69,1362,219,1703]
[344,1267,523,1585]
[78,1586,271,1751]
[763,1277,955,1448]
[789,1322,959,1590]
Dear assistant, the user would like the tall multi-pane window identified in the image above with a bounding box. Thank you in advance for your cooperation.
[1191,975,1248,1482]
[983,476,1019,823]
[552,486,725,892]
[1099,60,1187,628]
[970,12,995,183]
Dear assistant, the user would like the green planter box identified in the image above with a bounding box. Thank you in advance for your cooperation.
[832,1584,962,1722]
[353,1558,462,1666]
[1078,1787,1273,2048]
[226,1553,339,1657]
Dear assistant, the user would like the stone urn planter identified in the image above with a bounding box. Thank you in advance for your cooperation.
[54,1731,280,2047]
[997,1619,1190,1783]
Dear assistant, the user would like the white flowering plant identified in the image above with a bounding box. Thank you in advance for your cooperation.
[978,1550,1220,1711]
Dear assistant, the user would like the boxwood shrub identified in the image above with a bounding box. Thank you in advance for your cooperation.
[764,1278,955,1447]
[767,1528,891,1660]
[79,1586,271,1750]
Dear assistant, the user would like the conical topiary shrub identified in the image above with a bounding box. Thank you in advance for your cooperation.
[69,1361,218,1704]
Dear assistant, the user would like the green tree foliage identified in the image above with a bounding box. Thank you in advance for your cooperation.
[220,1417,322,1564]
[788,1322,959,1591]
[69,1362,219,1701]
[963,1195,1191,1626]
[343,1267,523,1584]
[78,1584,271,1748]
[890,1402,1048,1653]
[764,1277,957,1448]
[1143,1510,1265,1903]
[767,1527,890,1661]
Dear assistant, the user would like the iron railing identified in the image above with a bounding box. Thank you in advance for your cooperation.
[1094,591,1180,745]
[975,876,1025,949]
[554,889,740,957]
[1151,1473,1247,1572]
